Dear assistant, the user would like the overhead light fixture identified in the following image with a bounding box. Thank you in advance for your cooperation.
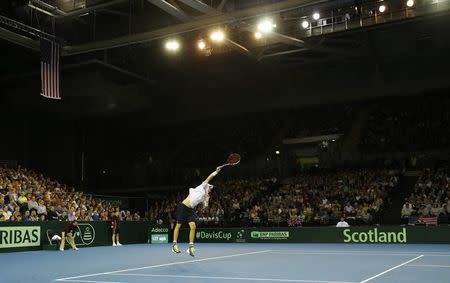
[379,4,386,13]
[164,39,180,52]
[197,40,206,50]
[210,30,225,42]
[406,0,414,7]
[312,12,320,20]
[257,18,275,34]
[301,20,309,29]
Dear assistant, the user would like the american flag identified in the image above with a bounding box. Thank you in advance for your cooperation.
[288,216,302,226]
[40,39,61,99]
[419,216,438,226]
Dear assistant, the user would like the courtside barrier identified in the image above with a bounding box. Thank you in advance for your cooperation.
[166,226,450,244]
[0,221,152,253]
[2,223,450,252]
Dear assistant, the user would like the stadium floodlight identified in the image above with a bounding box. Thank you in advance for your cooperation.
[301,20,309,29]
[254,32,263,40]
[406,0,414,7]
[312,12,320,20]
[164,39,180,52]
[210,30,225,42]
[257,18,276,34]
[197,40,206,50]
[379,4,386,13]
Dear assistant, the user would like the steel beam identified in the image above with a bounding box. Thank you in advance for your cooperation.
[225,39,254,58]
[64,0,320,55]
[0,27,40,51]
[258,48,307,60]
[218,0,228,11]
[147,0,192,21]
[29,0,129,18]
[177,0,221,16]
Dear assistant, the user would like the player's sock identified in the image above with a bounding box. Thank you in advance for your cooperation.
[172,242,180,254]
[187,243,195,257]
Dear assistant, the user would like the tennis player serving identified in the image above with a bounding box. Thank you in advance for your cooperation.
[172,153,240,257]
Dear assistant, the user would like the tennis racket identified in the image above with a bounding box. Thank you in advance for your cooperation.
[218,153,241,169]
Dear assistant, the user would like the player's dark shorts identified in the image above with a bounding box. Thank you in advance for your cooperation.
[110,222,120,234]
[175,203,197,223]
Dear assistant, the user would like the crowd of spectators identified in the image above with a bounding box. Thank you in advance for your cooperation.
[257,170,398,226]
[147,169,398,227]
[401,167,450,225]
[0,166,140,222]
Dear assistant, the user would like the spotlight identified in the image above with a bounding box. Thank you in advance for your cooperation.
[254,32,263,40]
[257,18,275,33]
[378,4,386,13]
[301,20,309,29]
[210,30,225,42]
[197,40,206,50]
[312,12,320,20]
[406,0,414,7]
[164,39,180,52]
[275,150,280,155]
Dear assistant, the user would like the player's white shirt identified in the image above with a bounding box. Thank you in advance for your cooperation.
[189,182,213,208]
[336,221,350,227]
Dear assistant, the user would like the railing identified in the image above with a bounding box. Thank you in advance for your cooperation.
[0,15,57,42]
[299,0,450,37]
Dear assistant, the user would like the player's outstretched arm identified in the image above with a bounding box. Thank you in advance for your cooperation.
[203,167,221,184]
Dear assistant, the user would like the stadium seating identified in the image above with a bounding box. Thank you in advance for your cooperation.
[147,169,399,227]
[0,166,136,222]
[401,168,449,225]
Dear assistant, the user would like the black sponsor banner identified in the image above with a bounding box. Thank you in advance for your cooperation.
[160,226,450,244]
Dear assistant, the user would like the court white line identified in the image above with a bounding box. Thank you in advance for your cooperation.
[405,264,450,268]
[55,250,271,282]
[359,255,424,283]
[112,273,358,283]
[58,280,122,283]
[269,249,450,256]
[268,251,420,256]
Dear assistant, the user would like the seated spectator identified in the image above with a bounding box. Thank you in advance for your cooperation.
[67,210,76,222]
[36,199,47,216]
[402,201,414,218]
[47,206,58,221]
[344,203,355,215]
[28,196,38,211]
[17,191,27,206]
[92,210,100,221]
[23,210,32,221]
[2,206,11,220]
[336,217,350,227]
[30,210,38,221]
[430,203,444,217]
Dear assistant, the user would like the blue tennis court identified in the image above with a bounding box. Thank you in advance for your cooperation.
[2,243,450,283]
